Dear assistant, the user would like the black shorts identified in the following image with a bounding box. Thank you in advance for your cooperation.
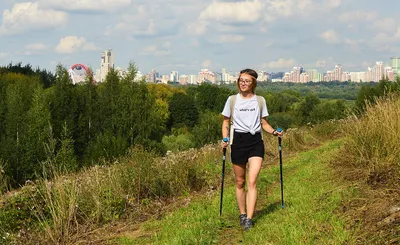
[230,131,264,165]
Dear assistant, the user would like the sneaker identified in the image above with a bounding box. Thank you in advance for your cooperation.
[244,218,253,231]
[239,214,247,226]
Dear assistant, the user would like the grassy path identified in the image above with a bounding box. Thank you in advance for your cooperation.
[115,139,355,244]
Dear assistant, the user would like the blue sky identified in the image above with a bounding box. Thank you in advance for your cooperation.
[0,0,399,75]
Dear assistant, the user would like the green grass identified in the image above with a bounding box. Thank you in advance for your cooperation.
[117,139,355,244]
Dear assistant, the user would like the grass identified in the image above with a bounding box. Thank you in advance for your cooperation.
[116,139,354,244]
[333,93,400,244]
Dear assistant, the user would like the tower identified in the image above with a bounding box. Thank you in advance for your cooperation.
[100,49,114,82]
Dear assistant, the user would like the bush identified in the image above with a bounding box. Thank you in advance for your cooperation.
[162,133,195,152]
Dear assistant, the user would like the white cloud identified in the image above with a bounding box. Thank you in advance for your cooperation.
[25,43,47,51]
[21,43,48,55]
[106,4,178,38]
[199,1,263,24]
[216,35,245,43]
[262,58,295,69]
[264,41,274,47]
[372,18,397,33]
[344,39,361,53]
[316,60,327,68]
[109,19,157,37]
[38,0,132,12]
[396,26,400,39]
[55,36,98,54]
[367,32,400,53]
[187,20,208,35]
[201,59,212,68]
[0,2,68,36]
[325,0,342,9]
[339,11,377,22]
[140,42,171,56]
[320,30,341,44]
[0,52,8,60]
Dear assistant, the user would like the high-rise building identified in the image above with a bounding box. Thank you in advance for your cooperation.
[390,57,400,79]
[100,49,114,82]
[149,69,157,83]
[170,71,179,83]
[350,72,366,82]
[385,66,394,81]
[334,65,343,81]
[198,69,216,83]
[305,69,319,82]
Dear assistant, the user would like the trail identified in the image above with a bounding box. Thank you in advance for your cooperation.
[112,139,353,244]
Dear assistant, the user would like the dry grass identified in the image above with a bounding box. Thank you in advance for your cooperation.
[333,93,400,244]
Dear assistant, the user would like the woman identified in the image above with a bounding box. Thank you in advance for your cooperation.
[221,68,283,231]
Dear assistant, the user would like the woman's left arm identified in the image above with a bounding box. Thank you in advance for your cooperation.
[261,118,283,137]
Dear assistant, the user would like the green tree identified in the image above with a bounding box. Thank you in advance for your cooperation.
[24,86,52,179]
[192,110,221,147]
[56,123,78,173]
[49,65,78,141]
[296,93,320,124]
[168,92,199,129]
[75,76,100,162]
[3,74,40,185]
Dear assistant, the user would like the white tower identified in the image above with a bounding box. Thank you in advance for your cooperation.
[100,49,114,82]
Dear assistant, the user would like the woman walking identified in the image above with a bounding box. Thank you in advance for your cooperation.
[221,69,283,231]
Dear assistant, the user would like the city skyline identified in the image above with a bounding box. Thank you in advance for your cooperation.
[1,1,400,75]
[71,49,399,84]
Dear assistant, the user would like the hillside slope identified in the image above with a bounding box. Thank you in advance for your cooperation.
[112,139,355,244]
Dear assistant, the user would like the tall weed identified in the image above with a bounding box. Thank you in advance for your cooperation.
[340,93,400,185]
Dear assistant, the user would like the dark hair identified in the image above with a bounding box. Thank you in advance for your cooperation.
[237,68,258,93]
[239,68,258,80]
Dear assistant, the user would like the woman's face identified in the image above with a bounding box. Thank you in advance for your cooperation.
[238,73,254,93]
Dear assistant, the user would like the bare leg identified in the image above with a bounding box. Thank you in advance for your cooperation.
[233,163,246,215]
[246,157,262,219]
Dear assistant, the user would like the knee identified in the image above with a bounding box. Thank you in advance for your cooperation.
[248,180,257,190]
[236,179,245,189]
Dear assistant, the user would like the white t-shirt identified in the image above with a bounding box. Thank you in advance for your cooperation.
[221,94,269,134]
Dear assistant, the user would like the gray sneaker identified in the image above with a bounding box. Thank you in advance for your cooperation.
[239,214,247,226]
[244,218,253,231]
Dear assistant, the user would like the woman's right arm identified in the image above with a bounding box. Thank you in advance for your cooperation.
[221,116,230,148]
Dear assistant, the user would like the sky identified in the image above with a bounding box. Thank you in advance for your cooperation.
[0,0,400,75]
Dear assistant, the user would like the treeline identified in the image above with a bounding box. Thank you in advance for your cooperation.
[0,63,357,189]
[355,76,400,112]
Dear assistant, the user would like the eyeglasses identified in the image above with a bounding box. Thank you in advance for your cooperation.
[238,79,252,84]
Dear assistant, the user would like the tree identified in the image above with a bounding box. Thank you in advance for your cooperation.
[24,86,52,179]
[3,74,41,185]
[168,92,199,129]
[192,110,221,147]
[50,65,78,141]
[296,93,320,124]
[74,77,100,162]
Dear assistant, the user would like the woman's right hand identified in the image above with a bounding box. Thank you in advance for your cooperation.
[221,140,229,149]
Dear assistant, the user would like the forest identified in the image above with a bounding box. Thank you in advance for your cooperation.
[0,62,396,190]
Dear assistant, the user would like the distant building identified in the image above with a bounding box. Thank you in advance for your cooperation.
[100,49,114,82]
[198,69,216,83]
[305,69,320,82]
[350,72,366,82]
[390,57,400,79]
[170,71,179,83]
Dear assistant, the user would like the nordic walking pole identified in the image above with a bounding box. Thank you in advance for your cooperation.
[220,147,227,216]
[277,127,284,209]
